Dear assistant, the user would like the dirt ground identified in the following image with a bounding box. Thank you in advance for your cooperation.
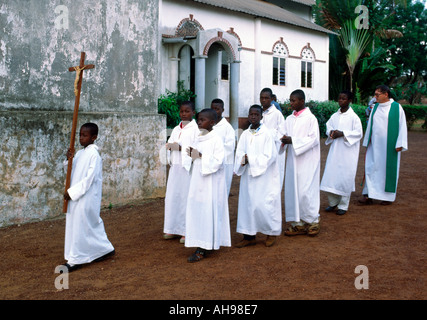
[0,131,426,301]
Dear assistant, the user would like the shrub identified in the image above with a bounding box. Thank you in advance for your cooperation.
[158,81,196,128]
[281,100,368,137]
[401,105,427,130]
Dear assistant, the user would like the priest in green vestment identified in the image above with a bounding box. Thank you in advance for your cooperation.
[360,85,408,205]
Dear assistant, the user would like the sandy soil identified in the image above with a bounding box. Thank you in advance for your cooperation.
[0,131,426,302]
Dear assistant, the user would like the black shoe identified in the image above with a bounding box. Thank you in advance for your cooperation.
[325,205,337,212]
[93,250,115,263]
[63,263,80,272]
[336,209,347,215]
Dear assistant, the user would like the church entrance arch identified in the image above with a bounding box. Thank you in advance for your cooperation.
[205,42,230,114]
[162,17,241,128]
[196,29,240,129]
[178,45,195,95]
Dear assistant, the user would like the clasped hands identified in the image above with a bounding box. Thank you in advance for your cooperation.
[186,147,202,160]
[329,130,344,139]
[166,142,181,151]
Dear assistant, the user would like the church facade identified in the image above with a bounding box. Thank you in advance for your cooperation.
[159,0,333,129]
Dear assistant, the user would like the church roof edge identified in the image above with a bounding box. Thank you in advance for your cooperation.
[185,0,334,35]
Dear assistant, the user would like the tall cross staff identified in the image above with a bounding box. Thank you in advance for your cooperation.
[63,52,95,213]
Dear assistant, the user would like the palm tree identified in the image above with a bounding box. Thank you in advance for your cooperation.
[314,0,407,98]
[337,20,372,91]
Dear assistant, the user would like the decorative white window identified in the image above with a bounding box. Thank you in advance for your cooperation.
[301,48,314,88]
[272,43,288,86]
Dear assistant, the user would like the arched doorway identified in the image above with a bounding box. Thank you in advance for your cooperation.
[205,43,230,114]
[162,21,241,128]
[178,45,195,94]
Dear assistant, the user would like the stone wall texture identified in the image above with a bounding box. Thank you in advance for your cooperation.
[0,0,166,227]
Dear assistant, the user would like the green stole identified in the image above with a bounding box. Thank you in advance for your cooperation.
[367,101,400,193]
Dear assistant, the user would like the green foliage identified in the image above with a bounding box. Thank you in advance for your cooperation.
[281,100,369,137]
[338,20,372,90]
[380,1,427,104]
[392,83,427,104]
[281,100,427,136]
[158,81,196,128]
[314,0,427,103]
[401,104,427,129]
[355,46,397,101]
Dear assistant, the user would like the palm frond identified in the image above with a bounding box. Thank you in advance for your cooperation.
[338,20,372,74]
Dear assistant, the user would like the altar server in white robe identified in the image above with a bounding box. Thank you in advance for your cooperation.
[260,88,286,189]
[63,123,114,272]
[280,90,321,237]
[185,109,231,263]
[360,85,407,205]
[234,105,282,248]
[320,90,363,215]
[163,101,199,242]
[211,98,236,196]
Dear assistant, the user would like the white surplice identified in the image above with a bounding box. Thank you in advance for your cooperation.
[163,120,199,236]
[261,105,286,189]
[64,144,114,265]
[362,99,408,201]
[234,124,282,236]
[185,130,231,250]
[282,108,320,224]
[213,117,236,196]
[320,107,363,197]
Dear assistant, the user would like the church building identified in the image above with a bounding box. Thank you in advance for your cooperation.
[0,0,333,227]
[159,0,333,129]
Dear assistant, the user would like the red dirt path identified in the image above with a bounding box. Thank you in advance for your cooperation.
[0,131,426,300]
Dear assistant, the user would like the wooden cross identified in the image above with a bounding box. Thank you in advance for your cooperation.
[63,52,95,213]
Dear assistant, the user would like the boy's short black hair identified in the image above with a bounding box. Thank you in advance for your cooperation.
[211,98,224,108]
[249,104,263,114]
[260,88,273,97]
[180,100,195,111]
[340,90,354,100]
[290,89,305,101]
[81,123,98,136]
[198,108,218,122]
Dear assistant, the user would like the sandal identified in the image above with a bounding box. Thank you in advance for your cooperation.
[307,223,320,237]
[163,233,180,240]
[187,248,206,263]
[284,224,307,236]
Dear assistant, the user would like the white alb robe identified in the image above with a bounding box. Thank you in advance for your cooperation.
[163,120,199,236]
[320,107,363,197]
[64,144,114,265]
[234,124,282,236]
[261,105,286,189]
[362,99,408,201]
[282,108,320,224]
[185,130,231,250]
[213,117,236,195]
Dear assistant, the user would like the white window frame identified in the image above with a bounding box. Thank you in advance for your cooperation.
[272,43,288,86]
[301,48,314,88]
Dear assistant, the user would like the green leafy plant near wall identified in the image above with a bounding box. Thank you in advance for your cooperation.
[281,101,368,137]
[281,101,427,136]
[158,81,196,128]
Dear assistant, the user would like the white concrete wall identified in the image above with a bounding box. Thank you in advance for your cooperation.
[161,0,330,119]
